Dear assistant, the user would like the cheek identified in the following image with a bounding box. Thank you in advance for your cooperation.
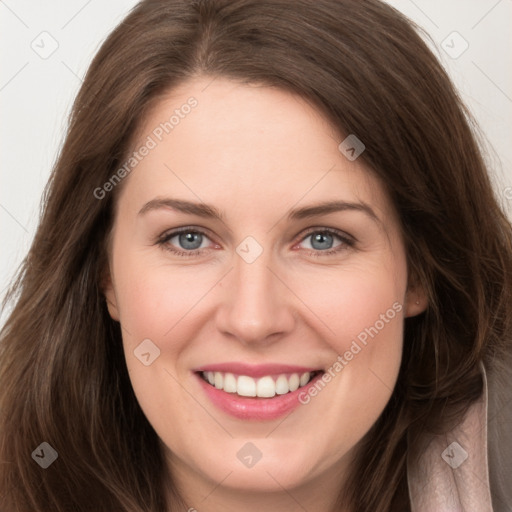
[110,251,213,438]
[288,262,405,440]
[112,250,212,344]
[290,259,405,353]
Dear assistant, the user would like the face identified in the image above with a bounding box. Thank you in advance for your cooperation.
[104,76,425,504]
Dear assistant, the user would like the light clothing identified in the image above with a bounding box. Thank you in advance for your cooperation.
[408,361,512,511]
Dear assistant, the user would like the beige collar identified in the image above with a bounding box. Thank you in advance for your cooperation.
[407,362,493,511]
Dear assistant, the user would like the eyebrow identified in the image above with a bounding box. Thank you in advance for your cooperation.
[138,197,380,224]
[138,198,224,220]
[287,200,379,223]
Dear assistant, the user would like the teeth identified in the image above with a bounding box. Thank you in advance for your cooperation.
[237,375,256,397]
[214,372,223,389]
[223,373,237,393]
[275,375,289,395]
[299,372,310,387]
[288,373,300,392]
[256,376,276,398]
[202,371,314,398]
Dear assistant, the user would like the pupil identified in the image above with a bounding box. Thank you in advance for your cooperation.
[179,232,202,250]
[311,232,333,250]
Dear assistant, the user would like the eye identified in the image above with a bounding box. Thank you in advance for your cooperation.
[172,231,206,250]
[156,227,215,257]
[156,226,355,258]
[296,228,354,257]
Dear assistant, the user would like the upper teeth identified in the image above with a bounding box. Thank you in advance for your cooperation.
[202,371,313,398]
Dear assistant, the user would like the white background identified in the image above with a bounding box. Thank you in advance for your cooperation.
[1,0,511,321]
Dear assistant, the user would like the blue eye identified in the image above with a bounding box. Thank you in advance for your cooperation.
[297,229,353,257]
[173,231,205,250]
[157,228,213,257]
[306,232,338,250]
[156,227,354,258]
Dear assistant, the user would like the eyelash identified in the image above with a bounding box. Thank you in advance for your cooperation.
[156,226,355,258]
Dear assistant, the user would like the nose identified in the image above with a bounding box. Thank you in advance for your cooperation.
[215,247,296,347]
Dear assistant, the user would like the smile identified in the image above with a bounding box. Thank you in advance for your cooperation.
[199,370,321,398]
[194,363,325,420]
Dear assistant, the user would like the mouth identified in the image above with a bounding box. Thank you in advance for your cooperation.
[193,363,326,420]
[198,370,323,398]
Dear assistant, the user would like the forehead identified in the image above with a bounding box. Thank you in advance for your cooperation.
[118,76,393,222]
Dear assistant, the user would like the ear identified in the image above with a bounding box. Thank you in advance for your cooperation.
[404,280,428,318]
[101,267,120,322]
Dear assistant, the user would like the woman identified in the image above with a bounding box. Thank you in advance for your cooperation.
[1,0,511,510]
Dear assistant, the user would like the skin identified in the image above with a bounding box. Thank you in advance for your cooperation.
[104,76,427,512]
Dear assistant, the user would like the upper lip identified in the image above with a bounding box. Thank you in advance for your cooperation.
[194,362,322,378]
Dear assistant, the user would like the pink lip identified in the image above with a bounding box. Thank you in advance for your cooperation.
[194,362,319,378]
[194,370,324,421]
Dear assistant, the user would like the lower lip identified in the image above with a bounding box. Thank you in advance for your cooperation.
[195,372,324,420]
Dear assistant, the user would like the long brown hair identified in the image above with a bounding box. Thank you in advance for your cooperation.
[1,0,511,510]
